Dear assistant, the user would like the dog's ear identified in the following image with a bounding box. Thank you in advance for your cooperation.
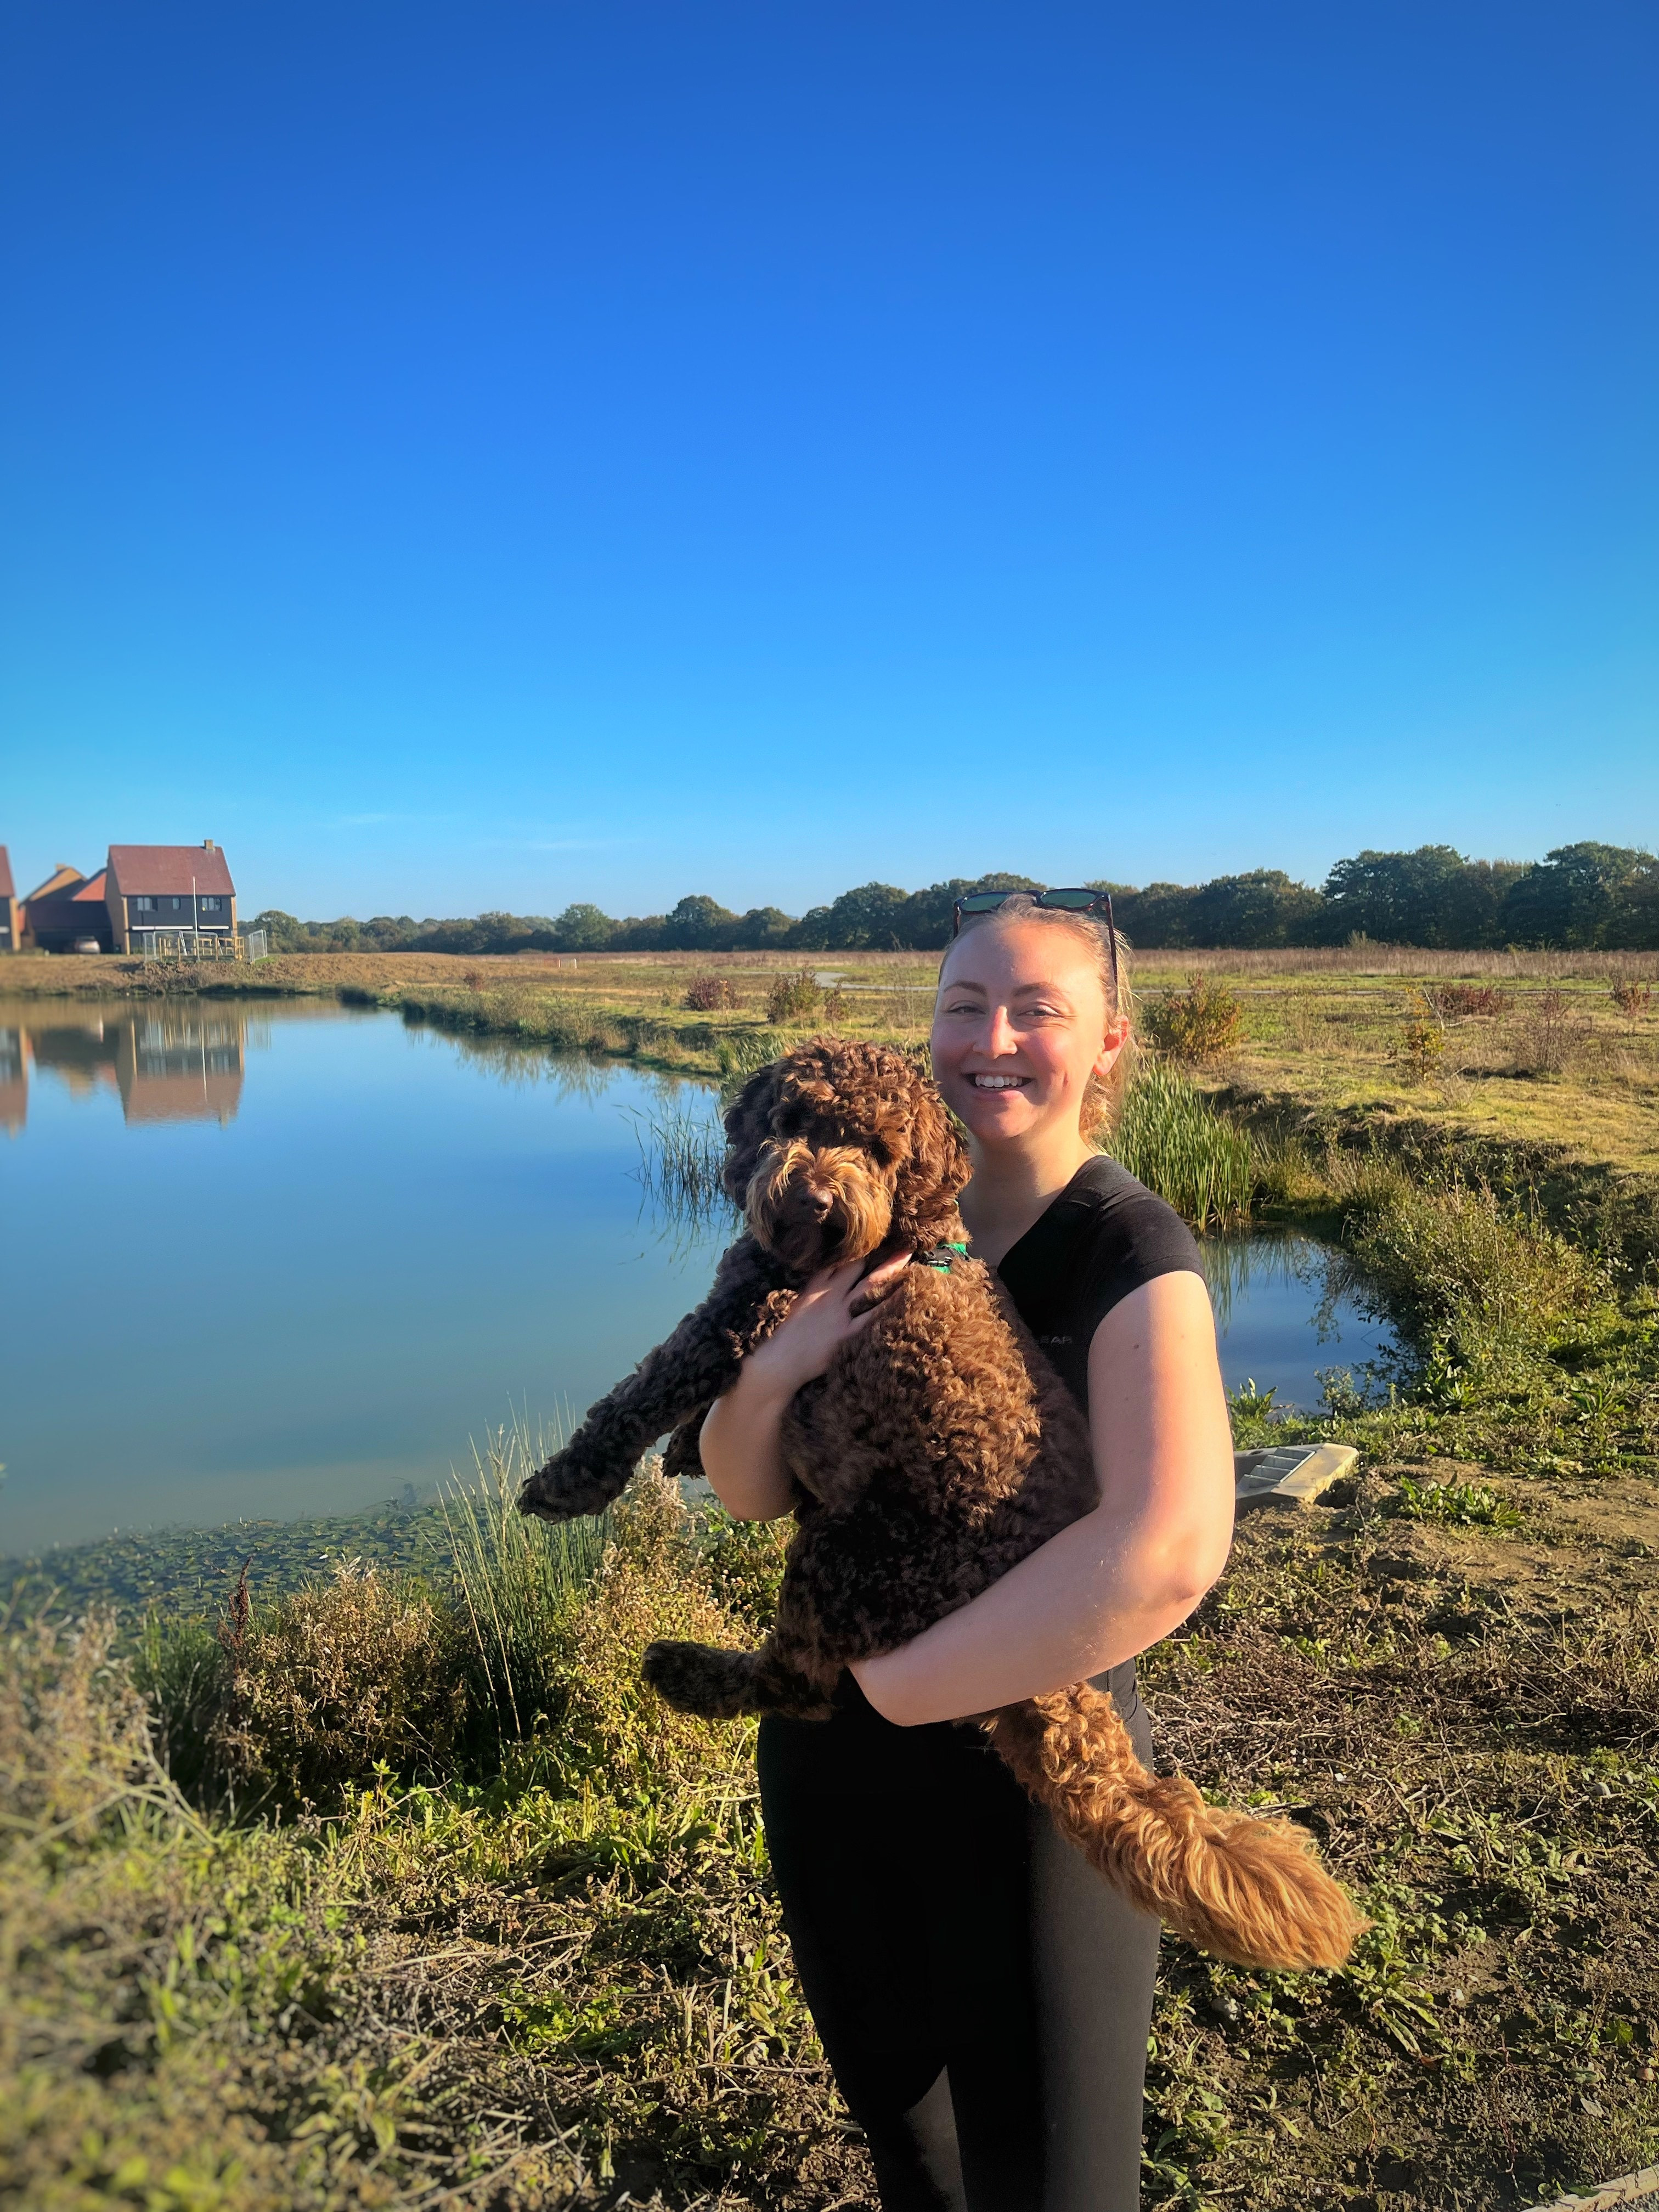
[721,1061,781,1205]
[891,1062,970,1232]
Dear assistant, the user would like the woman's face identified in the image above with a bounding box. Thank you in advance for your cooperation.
[930,919,1128,1153]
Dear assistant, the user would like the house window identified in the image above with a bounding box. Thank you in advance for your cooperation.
[200,896,222,913]
[133,896,154,912]
[170,896,183,911]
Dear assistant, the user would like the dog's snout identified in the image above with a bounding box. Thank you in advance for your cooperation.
[805,1188,833,1219]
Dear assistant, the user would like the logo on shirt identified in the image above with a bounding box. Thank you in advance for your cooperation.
[1037,1333,1074,1346]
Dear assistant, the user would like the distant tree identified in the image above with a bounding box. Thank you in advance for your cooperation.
[248,909,308,952]
[1502,843,1659,948]
[661,894,739,951]
[1322,847,1474,946]
[893,874,1047,949]
[816,882,912,950]
[552,902,617,951]
[733,906,796,947]
[1186,870,1324,948]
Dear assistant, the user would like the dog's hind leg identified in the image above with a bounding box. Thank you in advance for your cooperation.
[986,1683,1370,1973]
[642,1634,836,1721]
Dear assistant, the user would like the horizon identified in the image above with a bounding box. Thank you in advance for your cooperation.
[4,4,1656,915]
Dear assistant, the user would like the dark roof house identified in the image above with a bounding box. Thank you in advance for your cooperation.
[106,842,237,952]
[0,847,16,952]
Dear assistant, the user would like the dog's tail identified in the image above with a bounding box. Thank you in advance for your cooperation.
[986,1683,1369,1972]
[642,1639,835,1722]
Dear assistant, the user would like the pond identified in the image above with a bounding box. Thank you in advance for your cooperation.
[0,996,1396,1558]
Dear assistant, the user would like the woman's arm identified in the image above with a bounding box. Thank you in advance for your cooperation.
[701,1252,911,1521]
[850,1269,1235,1724]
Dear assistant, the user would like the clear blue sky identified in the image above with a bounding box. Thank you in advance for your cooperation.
[2,2,1655,919]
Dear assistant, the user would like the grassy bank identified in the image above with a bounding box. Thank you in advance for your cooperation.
[8,941,1655,1168]
[6,952,1659,2207]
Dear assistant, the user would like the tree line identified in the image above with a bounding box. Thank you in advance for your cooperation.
[251,839,1659,958]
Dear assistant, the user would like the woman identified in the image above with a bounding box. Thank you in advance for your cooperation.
[699,893,1236,2212]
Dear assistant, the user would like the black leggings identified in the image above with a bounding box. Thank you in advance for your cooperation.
[758,1669,1159,2212]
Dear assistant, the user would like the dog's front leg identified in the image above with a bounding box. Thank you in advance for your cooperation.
[518,1239,792,1522]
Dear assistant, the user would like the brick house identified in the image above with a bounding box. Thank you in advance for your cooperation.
[106,842,237,953]
[20,862,115,953]
[0,848,18,952]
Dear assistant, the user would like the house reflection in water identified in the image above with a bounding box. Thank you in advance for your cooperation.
[4,1007,250,1128]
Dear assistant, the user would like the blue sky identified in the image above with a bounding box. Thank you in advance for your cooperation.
[2,1,1655,919]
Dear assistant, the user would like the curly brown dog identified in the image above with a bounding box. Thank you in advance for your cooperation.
[519,1037,1367,1971]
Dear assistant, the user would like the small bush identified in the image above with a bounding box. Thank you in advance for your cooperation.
[1612,980,1654,1022]
[683,973,737,1012]
[1142,973,1245,1062]
[1113,1062,1254,1228]
[1517,986,1590,1076]
[556,1465,751,1789]
[765,969,821,1025]
[1395,995,1447,1084]
[1427,984,1508,1019]
[208,1561,468,1810]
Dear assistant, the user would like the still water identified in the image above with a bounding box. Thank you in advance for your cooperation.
[0,997,1394,1557]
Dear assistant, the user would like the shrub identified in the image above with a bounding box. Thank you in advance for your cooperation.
[683,973,737,1012]
[1339,1164,1602,1376]
[556,1465,751,1790]
[1112,1062,1254,1228]
[1142,973,1245,1062]
[765,969,821,1025]
[1517,986,1590,1076]
[1612,979,1654,1022]
[207,1561,469,1810]
[1395,995,1447,1084]
[1427,983,1508,1019]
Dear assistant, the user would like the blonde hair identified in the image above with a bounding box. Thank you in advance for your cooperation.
[936,901,1137,1140]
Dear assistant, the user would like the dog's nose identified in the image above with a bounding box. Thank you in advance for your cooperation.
[805,1188,834,1219]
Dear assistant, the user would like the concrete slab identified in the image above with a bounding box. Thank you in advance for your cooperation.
[1234,1441,1359,1509]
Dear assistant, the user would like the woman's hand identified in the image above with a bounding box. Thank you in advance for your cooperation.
[700,1250,912,1520]
[745,1251,911,1398]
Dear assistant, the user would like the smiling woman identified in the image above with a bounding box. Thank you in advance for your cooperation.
[697,898,1237,2212]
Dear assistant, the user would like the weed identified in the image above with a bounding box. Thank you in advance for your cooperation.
[1142,973,1245,1062]
[1427,983,1509,1019]
[1613,979,1655,1023]
[1393,1476,1522,1529]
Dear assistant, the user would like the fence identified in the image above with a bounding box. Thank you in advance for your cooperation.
[134,928,267,963]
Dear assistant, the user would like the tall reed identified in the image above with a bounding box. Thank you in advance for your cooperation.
[1111,1059,1255,1228]
[439,1412,611,1748]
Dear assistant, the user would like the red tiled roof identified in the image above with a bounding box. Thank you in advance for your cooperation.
[108,843,235,897]
[0,847,13,900]
[72,869,108,904]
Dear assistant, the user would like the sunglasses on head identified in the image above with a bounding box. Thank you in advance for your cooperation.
[950,888,1119,1003]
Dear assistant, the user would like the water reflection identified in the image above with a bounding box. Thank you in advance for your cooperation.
[0,1004,264,1128]
[1200,1231,1398,1410]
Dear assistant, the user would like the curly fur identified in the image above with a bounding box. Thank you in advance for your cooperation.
[519,1039,1367,1971]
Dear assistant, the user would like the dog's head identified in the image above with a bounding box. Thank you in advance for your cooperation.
[723,1039,969,1278]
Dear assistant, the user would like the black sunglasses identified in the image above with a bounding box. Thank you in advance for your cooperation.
[950,888,1119,1005]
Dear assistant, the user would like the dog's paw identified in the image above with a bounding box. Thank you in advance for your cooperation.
[516,1469,580,1523]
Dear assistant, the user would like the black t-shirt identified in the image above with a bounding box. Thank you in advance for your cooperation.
[995,1154,1206,1415]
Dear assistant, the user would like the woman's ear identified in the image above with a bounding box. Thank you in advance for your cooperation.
[1092,1013,1133,1081]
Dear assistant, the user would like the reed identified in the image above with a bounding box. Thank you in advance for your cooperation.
[439,1411,611,1750]
[1110,1059,1255,1228]
[627,1091,736,1239]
